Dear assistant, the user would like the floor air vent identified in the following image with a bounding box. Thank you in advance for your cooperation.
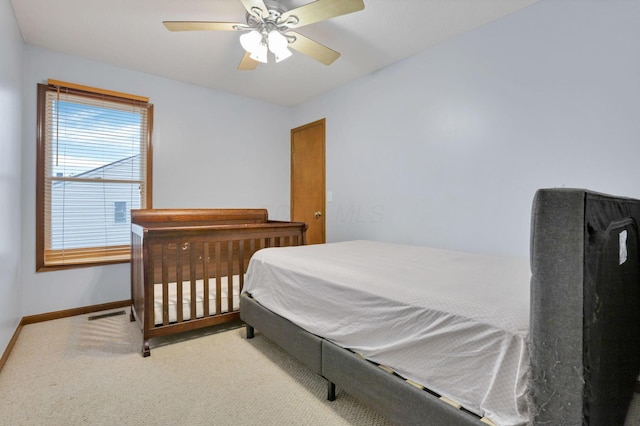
[88,310,126,321]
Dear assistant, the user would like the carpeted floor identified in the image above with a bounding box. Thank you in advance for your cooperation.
[0,310,391,425]
[1,309,640,425]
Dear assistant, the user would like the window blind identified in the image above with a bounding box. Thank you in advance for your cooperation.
[36,82,153,270]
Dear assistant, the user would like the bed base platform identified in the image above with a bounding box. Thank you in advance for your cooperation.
[130,208,306,357]
[321,340,486,425]
[240,292,322,374]
[241,293,486,425]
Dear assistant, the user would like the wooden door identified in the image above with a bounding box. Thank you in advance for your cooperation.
[291,119,326,245]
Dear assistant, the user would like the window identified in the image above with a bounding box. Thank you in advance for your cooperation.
[36,80,153,270]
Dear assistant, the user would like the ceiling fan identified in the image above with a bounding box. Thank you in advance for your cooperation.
[163,0,365,70]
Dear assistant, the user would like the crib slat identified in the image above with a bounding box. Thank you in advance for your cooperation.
[215,241,222,315]
[162,243,170,326]
[238,239,245,292]
[203,242,210,319]
[227,240,234,313]
[189,242,197,321]
[176,243,183,324]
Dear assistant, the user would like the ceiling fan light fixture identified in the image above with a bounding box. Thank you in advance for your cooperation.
[249,41,268,63]
[267,30,292,63]
[273,48,293,63]
[239,30,262,53]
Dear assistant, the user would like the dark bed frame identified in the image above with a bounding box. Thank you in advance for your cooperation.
[240,189,640,425]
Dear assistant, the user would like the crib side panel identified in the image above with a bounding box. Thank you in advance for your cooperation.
[142,222,307,328]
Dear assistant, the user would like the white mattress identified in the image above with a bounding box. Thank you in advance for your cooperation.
[242,240,531,426]
[154,275,241,325]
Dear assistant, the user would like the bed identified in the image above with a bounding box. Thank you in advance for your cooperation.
[130,208,306,357]
[240,188,640,425]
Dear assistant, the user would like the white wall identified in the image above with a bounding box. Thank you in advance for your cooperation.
[294,0,640,258]
[20,47,292,316]
[0,0,24,354]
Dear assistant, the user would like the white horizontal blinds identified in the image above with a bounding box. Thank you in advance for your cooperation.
[43,84,151,266]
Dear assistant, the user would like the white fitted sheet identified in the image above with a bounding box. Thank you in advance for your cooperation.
[154,275,241,325]
[243,240,531,425]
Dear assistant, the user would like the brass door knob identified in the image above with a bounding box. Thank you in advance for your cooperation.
[314,211,322,219]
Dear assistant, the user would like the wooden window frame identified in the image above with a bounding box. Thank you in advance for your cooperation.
[36,81,153,271]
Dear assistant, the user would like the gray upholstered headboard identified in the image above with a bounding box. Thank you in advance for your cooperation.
[530,188,640,424]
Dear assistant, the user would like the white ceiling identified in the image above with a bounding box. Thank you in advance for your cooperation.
[10,0,538,106]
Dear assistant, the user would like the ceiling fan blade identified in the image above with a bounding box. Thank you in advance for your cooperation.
[239,0,269,19]
[238,52,259,70]
[287,32,340,65]
[163,21,249,32]
[280,0,364,29]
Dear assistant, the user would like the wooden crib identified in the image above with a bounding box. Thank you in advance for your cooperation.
[130,208,306,356]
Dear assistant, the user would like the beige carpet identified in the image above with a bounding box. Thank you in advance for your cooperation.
[0,310,391,425]
[1,309,640,425]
